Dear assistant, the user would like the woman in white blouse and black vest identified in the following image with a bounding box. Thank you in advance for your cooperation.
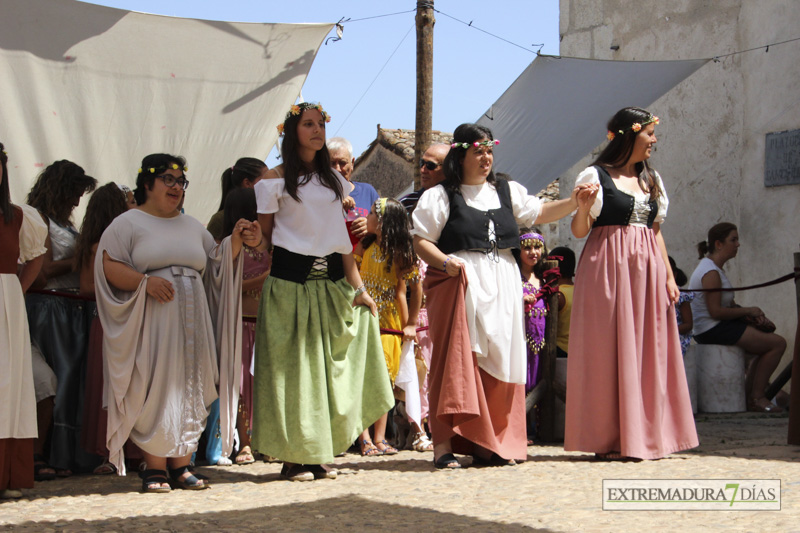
[565,107,698,461]
[411,122,590,469]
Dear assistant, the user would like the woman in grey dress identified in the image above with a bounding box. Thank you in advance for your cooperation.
[95,153,259,493]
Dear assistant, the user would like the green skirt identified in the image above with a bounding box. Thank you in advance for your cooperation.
[251,276,393,464]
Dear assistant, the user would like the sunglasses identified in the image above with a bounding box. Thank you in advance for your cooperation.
[156,174,189,190]
[419,159,440,171]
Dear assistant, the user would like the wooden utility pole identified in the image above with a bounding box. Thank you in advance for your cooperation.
[414,1,434,190]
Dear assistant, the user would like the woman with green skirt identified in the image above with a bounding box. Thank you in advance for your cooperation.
[252,102,394,481]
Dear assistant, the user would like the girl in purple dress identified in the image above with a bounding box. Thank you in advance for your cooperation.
[519,230,548,394]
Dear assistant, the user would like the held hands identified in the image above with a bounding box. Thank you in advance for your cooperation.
[354,290,378,316]
[233,219,262,248]
[573,183,600,211]
[343,196,356,211]
[146,275,174,303]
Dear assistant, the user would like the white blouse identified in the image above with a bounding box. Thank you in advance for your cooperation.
[575,166,669,226]
[411,180,543,242]
[255,171,352,257]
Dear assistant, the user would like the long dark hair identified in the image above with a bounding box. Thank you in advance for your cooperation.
[442,123,497,192]
[280,104,343,202]
[222,188,257,238]
[27,160,97,226]
[0,143,12,224]
[133,153,186,206]
[364,198,417,274]
[592,106,661,201]
[74,183,128,273]
[697,222,737,259]
[217,157,267,211]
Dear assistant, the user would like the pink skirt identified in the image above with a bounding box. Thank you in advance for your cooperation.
[565,225,698,459]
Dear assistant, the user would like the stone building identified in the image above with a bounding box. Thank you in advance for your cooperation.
[558,0,800,373]
[351,125,562,242]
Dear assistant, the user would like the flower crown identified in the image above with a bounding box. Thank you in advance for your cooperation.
[606,115,659,142]
[276,102,331,136]
[137,163,188,174]
[451,139,500,149]
[520,232,544,248]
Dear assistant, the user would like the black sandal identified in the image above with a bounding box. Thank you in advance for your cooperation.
[472,453,516,467]
[433,453,461,469]
[139,469,171,493]
[33,454,56,481]
[168,465,209,490]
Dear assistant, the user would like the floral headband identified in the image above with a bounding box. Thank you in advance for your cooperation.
[606,115,659,141]
[138,163,188,174]
[520,232,544,248]
[374,198,388,221]
[451,139,500,149]
[276,102,331,136]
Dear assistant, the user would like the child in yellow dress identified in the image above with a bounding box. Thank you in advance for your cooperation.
[356,198,423,455]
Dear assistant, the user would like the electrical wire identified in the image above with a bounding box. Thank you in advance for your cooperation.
[346,9,416,24]
[333,23,415,135]
[434,9,543,54]
[712,35,800,61]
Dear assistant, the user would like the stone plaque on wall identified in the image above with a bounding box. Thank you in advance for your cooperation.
[765,129,800,187]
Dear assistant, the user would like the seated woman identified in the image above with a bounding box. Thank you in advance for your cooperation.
[688,222,786,413]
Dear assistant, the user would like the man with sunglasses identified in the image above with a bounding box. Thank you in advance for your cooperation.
[400,143,449,213]
[327,137,378,243]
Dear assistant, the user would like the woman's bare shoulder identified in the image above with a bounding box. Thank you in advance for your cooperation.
[264,165,284,180]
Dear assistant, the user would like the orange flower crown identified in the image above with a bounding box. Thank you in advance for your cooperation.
[606,115,659,142]
[276,102,331,136]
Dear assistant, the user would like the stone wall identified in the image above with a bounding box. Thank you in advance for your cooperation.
[558,0,800,378]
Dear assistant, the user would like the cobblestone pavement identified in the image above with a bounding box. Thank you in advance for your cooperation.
[1,413,798,532]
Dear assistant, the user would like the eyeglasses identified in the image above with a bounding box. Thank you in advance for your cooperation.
[155,174,189,190]
[419,159,441,171]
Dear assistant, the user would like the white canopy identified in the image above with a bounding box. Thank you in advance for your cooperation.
[0,0,333,222]
[477,55,709,193]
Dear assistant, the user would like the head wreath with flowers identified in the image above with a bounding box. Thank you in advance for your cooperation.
[137,163,188,174]
[607,115,659,142]
[451,139,500,149]
[276,102,331,136]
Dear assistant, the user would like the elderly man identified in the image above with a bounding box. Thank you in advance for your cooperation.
[327,137,378,242]
[399,143,449,213]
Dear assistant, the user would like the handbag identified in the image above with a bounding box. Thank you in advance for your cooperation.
[742,314,776,333]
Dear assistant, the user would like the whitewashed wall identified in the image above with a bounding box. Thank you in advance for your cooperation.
[557,0,800,382]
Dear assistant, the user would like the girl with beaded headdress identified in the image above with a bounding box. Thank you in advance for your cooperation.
[355,197,426,456]
[518,229,548,395]
[251,102,393,481]
[565,107,698,461]
[518,229,549,445]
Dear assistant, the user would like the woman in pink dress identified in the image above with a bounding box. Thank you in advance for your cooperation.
[565,107,698,460]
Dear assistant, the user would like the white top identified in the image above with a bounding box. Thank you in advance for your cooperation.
[45,218,81,289]
[575,166,669,225]
[18,204,48,262]
[411,180,542,384]
[688,257,734,335]
[411,180,543,243]
[255,171,352,257]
